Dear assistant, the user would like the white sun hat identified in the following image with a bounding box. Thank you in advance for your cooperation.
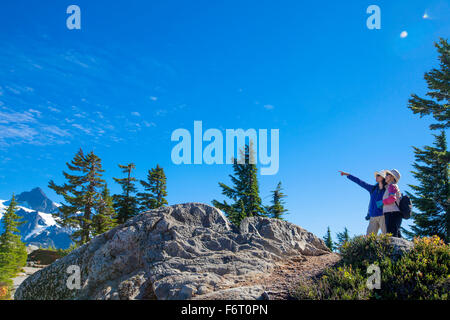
[385,169,401,183]
[374,170,387,178]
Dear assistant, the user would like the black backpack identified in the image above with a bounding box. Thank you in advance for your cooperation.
[396,194,412,219]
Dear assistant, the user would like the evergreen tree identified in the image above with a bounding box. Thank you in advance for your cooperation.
[113,163,139,224]
[92,184,117,236]
[0,194,27,298]
[138,164,168,210]
[49,148,105,245]
[404,131,450,242]
[405,38,450,242]
[212,142,264,225]
[408,38,449,130]
[335,227,350,248]
[323,227,335,251]
[266,182,288,219]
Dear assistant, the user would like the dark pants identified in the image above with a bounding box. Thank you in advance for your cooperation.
[385,211,403,237]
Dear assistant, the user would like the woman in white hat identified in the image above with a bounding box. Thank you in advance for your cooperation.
[382,169,403,237]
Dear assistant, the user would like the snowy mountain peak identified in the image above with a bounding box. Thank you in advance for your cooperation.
[13,187,60,214]
[0,188,72,249]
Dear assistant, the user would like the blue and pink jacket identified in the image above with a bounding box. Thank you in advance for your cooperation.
[347,175,385,217]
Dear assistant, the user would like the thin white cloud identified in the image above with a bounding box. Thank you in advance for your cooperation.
[72,123,92,135]
[131,111,141,116]
[48,106,61,113]
[155,109,167,116]
[43,125,70,137]
[143,121,156,127]
[150,96,158,101]
[28,109,42,117]
[0,110,36,124]
[263,104,275,110]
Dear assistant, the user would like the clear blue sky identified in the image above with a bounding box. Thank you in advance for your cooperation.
[0,0,449,238]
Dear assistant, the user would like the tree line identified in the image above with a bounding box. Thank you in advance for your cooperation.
[47,142,288,247]
[48,149,168,245]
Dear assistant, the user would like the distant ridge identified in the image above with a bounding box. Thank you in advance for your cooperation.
[0,187,72,249]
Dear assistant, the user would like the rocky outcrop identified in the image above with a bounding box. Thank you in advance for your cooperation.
[389,237,414,259]
[15,203,330,300]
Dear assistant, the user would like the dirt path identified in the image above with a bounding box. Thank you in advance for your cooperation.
[254,253,341,299]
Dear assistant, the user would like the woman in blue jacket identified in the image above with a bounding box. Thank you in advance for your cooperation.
[339,170,387,235]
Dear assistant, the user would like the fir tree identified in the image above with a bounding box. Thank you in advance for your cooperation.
[404,131,450,242]
[408,38,449,130]
[323,227,335,251]
[92,184,117,236]
[0,194,27,297]
[405,38,450,242]
[138,164,168,211]
[212,142,264,225]
[113,163,139,224]
[49,148,105,245]
[266,182,288,219]
[335,227,350,248]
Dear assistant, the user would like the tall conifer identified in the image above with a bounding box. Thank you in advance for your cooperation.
[49,148,105,245]
[138,164,168,211]
[0,194,27,298]
[93,184,117,235]
[213,142,264,225]
[113,163,139,224]
[405,132,449,242]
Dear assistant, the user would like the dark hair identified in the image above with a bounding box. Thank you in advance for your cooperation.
[376,175,387,189]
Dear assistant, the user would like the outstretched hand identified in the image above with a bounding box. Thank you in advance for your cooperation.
[338,171,350,176]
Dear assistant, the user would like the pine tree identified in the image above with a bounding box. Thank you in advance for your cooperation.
[405,38,450,242]
[49,148,105,245]
[212,142,264,225]
[335,227,350,248]
[408,38,449,130]
[0,194,27,298]
[92,184,117,236]
[138,164,168,211]
[113,163,139,224]
[266,182,288,219]
[404,131,450,242]
[323,227,335,251]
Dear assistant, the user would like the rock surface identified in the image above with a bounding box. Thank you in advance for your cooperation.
[389,237,414,259]
[15,203,330,300]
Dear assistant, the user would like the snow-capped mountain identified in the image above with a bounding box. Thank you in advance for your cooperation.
[0,188,73,249]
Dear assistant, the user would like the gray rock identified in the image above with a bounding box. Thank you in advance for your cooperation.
[15,203,330,300]
[192,285,266,300]
[389,237,414,259]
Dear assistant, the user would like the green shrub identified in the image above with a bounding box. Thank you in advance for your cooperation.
[380,236,450,300]
[294,235,450,300]
[295,265,372,300]
[338,233,394,269]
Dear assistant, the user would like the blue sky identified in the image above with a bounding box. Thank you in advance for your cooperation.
[0,0,449,239]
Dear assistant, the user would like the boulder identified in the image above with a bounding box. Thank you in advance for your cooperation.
[15,203,330,300]
[389,237,414,259]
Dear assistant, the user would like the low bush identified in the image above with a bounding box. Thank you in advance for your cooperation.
[294,235,450,300]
